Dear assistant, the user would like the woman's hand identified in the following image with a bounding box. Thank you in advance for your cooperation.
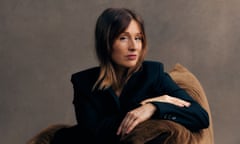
[116,95,190,137]
[141,94,191,107]
[116,103,156,137]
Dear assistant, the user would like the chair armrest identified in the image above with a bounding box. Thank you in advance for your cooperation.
[121,119,202,144]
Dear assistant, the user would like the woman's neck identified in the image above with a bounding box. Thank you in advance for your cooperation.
[113,66,129,96]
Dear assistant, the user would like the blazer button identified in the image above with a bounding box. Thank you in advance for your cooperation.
[171,116,177,120]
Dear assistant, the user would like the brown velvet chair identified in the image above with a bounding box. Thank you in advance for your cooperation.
[27,64,214,144]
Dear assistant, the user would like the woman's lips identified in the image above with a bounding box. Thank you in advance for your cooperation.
[126,55,137,60]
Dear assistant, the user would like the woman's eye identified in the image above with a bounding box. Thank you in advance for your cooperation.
[119,36,128,41]
[135,37,142,41]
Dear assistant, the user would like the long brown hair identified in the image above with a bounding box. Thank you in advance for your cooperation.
[94,8,147,90]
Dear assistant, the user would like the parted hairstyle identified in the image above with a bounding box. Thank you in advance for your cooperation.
[94,8,147,90]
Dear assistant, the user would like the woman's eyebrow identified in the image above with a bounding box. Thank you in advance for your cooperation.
[120,32,129,35]
[120,32,142,35]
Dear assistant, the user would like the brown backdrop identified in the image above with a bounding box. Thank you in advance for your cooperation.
[1,0,239,144]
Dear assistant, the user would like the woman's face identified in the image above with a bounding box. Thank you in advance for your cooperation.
[111,20,143,70]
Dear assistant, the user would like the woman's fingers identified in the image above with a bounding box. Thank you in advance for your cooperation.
[117,104,155,136]
[125,118,139,134]
[141,95,191,107]
[117,112,137,136]
[170,96,191,107]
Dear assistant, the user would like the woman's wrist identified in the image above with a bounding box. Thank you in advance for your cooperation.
[143,102,157,113]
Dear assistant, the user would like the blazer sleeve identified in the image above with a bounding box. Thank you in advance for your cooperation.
[71,73,122,143]
[150,63,209,131]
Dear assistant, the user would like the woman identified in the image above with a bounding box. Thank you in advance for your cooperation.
[51,8,209,144]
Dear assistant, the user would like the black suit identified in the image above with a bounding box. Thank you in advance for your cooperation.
[52,61,209,144]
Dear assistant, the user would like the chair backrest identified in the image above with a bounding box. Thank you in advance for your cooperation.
[169,63,214,144]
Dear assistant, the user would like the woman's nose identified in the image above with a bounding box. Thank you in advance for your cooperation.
[128,39,137,51]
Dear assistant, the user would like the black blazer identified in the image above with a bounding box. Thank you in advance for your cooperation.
[71,61,209,144]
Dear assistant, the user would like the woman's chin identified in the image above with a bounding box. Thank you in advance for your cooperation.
[125,61,138,68]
